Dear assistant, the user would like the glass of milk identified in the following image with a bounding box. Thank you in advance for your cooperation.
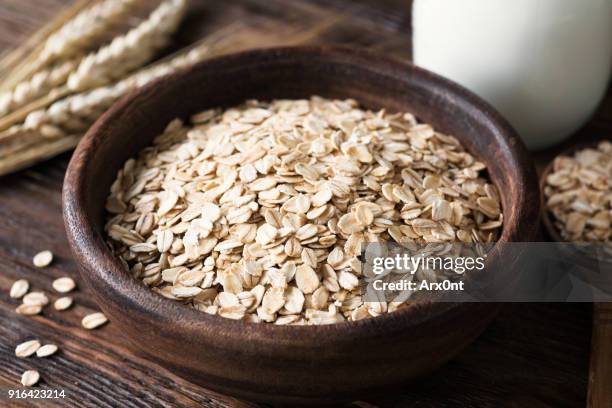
[413,0,612,150]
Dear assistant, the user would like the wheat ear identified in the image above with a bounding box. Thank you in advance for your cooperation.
[0,50,207,174]
[0,0,185,128]
[0,0,92,81]
[67,0,187,92]
[0,59,79,117]
[35,0,142,70]
[0,0,184,129]
[21,47,204,138]
[0,17,341,175]
[0,40,210,152]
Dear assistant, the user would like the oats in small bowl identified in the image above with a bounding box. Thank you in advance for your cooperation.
[543,141,611,243]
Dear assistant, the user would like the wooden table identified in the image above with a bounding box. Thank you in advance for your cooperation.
[0,1,605,406]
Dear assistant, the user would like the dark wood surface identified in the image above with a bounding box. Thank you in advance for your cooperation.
[0,0,604,407]
[588,304,612,408]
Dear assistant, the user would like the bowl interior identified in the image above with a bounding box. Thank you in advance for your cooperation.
[64,46,539,337]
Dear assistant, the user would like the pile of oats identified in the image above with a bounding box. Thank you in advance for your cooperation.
[104,97,502,325]
[544,141,611,242]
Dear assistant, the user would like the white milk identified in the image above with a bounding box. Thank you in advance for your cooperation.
[413,0,612,150]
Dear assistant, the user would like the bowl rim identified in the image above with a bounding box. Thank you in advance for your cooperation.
[63,45,539,342]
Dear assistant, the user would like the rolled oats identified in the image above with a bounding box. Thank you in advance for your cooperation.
[10,279,29,299]
[15,340,41,358]
[22,291,49,307]
[33,250,53,268]
[544,141,611,242]
[21,370,40,386]
[16,304,42,316]
[54,296,73,311]
[36,344,58,358]
[52,277,76,293]
[105,97,502,325]
[81,312,108,330]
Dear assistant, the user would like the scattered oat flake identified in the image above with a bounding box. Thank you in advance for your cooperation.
[10,279,29,299]
[21,370,40,386]
[36,344,58,358]
[22,291,49,307]
[15,340,41,358]
[33,250,53,268]
[82,312,108,330]
[16,304,42,316]
[54,296,73,311]
[52,277,76,293]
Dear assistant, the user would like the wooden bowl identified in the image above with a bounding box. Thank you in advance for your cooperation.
[62,46,540,405]
[540,141,612,408]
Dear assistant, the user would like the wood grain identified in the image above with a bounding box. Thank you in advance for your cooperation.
[588,304,612,408]
[0,0,599,407]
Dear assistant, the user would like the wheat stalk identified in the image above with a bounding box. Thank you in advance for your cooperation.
[0,59,78,117]
[37,0,142,71]
[0,43,232,161]
[0,0,92,81]
[67,0,187,92]
[0,0,185,130]
[0,39,214,162]
[2,0,142,93]
[20,45,205,138]
[0,16,342,176]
